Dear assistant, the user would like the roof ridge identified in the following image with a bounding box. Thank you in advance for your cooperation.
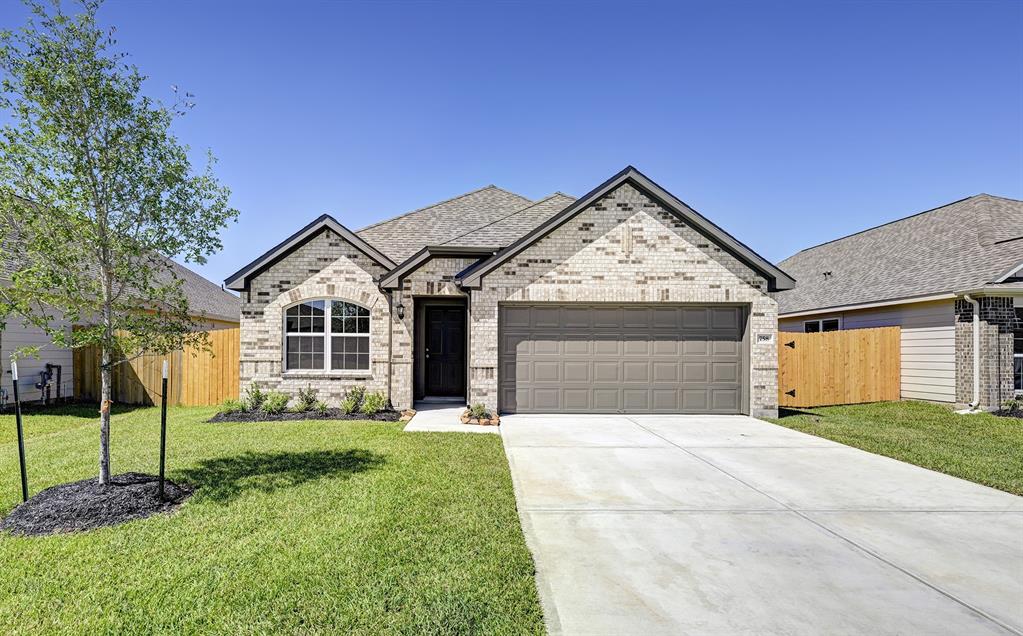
[785,194,983,259]
[439,192,575,246]
[355,185,531,233]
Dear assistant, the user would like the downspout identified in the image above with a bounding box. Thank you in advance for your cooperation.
[964,294,981,411]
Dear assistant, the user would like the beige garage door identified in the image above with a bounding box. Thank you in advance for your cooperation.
[499,304,746,414]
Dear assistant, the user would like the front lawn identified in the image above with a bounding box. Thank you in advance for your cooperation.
[0,405,544,635]
[769,400,1023,496]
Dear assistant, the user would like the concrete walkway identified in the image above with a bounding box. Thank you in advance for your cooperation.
[501,414,1023,636]
[402,403,499,434]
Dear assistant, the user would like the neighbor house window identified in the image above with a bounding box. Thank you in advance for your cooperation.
[804,318,840,333]
[1015,308,1022,393]
[284,300,370,371]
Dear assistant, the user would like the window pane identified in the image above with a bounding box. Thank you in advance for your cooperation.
[357,337,369,353]
[331,336,370,370]
[286,314,299,332]
[804,321,820,333]
[822,319,839,332]
[357,317,369,334]
[287,335,324,370]
[358,305,369,317]
[1016,356,1022,392]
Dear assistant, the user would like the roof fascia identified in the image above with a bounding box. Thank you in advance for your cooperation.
[379,245,496,289]
[778,292,957,318]
[225,215,396,291]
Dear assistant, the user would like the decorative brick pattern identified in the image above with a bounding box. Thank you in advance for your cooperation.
[239,184,781,417]
[468,182,779,418]
[955,296,1016,409]
[240,229,390,405]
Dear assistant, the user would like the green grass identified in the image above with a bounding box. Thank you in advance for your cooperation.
[0,405,545,635]
[769,400,1023,496]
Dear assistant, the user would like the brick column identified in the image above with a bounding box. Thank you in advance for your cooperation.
[955,297,1015,409]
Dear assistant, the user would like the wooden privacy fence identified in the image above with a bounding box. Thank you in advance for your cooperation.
[777,326,900,408]
[73,327,239,406]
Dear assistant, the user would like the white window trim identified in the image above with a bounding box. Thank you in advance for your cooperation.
[282,299,371,374]
[803,317,842,333]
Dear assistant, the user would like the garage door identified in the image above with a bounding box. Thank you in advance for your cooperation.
[499,304,746,414]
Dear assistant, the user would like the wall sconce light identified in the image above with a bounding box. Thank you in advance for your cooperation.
[395,299,405,320]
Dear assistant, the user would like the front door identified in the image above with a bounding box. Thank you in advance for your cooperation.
[424,305,466,397]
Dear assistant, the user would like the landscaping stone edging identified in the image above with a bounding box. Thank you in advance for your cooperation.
[460,410,501,426]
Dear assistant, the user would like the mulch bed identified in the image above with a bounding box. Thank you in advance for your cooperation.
[0,472,192,537]
[993,409,1023,419]
[208,409,402,423]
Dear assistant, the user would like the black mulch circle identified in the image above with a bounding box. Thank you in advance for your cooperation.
[0,472,192,537]
[208,409,401,423]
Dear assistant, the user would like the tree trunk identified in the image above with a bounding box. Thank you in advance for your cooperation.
[99,345,112,485]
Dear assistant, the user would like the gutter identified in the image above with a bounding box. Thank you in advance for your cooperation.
[963,294,982,412]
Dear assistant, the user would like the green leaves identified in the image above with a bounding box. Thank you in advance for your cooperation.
[0,0,239,364]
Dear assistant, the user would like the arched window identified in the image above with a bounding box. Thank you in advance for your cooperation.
[284,300,370,371]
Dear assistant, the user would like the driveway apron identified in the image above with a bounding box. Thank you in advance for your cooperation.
[501,414,1023,636]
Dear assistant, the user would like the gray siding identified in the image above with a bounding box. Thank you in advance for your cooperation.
[1,318,75,403]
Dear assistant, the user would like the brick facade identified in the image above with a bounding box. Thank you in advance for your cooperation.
[469,182,779,418]
[240,228,390,404]
[239,183,780,417]
[955,296,1016,409]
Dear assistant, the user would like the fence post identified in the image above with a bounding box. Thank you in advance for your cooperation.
[11,361,28,503]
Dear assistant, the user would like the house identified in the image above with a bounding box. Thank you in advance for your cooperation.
[776,194,1023,410]
[225,166,793,417]
[0,258,240,405]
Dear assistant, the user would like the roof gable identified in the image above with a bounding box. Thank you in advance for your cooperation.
[776,194,1023,315]
[458,166,795,291]
[224,214,396,291]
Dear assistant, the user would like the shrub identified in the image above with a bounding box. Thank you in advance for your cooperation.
[1001,397,1023,413]
[219,399,244,415]
[294,386,318,412]
[340,386,365,415]
[261,391,290,415]
[360,391,387,415]
[339,393,359,415]
[244,385,266,412]
[314,400,329,415]
[469,403,489,419]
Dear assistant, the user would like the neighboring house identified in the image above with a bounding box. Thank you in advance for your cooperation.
[0,258,240,405]
[226,166,793,417]
[776,194,1023,410]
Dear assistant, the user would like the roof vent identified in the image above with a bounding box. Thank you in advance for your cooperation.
[822,271,833,281]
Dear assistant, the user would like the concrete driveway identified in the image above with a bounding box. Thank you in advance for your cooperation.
[501,414,1023,636]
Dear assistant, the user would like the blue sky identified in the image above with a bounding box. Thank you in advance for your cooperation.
[4,1,1022,284]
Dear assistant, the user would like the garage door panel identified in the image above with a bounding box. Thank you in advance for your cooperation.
[593,361,620,382]
[623,361,649,383]
[622,389,650,411]
[682,338,709,356]
[499,305,745,414]
[712,361,740,383]
[652,362,679,382]
[563,361,590,382]
[623,338,650,356]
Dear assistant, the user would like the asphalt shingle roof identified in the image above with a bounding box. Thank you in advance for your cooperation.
[439,193,576,249]
[164,259,240,322]
[775,194,1023,314]
[355,186,533,262]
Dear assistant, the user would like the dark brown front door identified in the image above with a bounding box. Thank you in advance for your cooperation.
[424,306,466,397]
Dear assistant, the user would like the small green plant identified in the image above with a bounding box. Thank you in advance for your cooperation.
[1001,397,1023,413]
[360,391,387,415]
[294,386,318,412]
[219,399,244,415]
[261,391,290,415]
[244,385,266,412]
[314,400,329,415]
[339,393,360,415]
[469,403,489,419]
[339,386,365,415]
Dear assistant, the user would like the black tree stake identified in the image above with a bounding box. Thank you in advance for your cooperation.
[12,362,27,502]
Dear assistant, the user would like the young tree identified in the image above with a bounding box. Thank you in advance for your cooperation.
[0,0,238,485]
